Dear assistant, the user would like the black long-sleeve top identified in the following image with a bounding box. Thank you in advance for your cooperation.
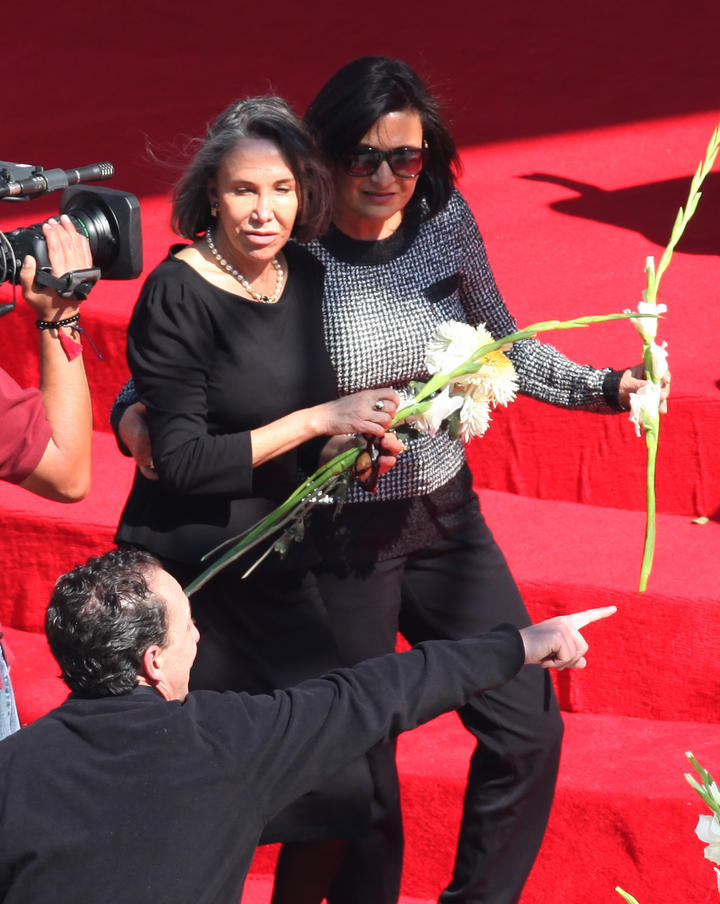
[0,627,524,904]
[115,244,335,565]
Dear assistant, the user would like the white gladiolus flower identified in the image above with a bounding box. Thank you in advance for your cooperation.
[629,382,661,437]
[425,321,485,374]
[406,387,462,437]
[425,322,499,375]
[696,814,720,865]
[458,394,492,441]
[456,351,518,407]
[648,340,669,381]
[625,298,667,341]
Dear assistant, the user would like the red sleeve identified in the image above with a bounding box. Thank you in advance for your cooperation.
[0,368,52,484]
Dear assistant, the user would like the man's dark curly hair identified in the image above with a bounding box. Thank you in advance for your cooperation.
[46,547,168,698]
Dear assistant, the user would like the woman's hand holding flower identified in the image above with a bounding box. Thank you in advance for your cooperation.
[313,388,401,437]
[375,430,405,473]
[618,362,671,414]
[319,430,405,471]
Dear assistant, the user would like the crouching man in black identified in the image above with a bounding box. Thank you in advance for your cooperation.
[0,547,614,904]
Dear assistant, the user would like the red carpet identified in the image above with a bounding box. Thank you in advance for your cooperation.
[2,0,720,901]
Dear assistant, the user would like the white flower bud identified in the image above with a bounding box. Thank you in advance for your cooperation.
[625,300,666,341]
[696,814,720,865]
[405,387,462,437]
[648,341,669,381]
[629,382,661,437]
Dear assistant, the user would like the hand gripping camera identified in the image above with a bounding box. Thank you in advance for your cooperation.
[0,160,142,310]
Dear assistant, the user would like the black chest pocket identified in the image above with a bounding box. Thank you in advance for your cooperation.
[424,273,460,303]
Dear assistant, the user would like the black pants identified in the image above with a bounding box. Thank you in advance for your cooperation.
[315,501,563,904]
[167,560,373,843]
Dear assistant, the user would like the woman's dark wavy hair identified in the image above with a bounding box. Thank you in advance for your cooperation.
[172,96,333,242]
[46,547,168,698]
[304,56,461,220]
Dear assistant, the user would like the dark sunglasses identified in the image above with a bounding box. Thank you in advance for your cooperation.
[341,144,429,179]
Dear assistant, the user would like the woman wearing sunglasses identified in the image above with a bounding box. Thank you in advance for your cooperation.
[300,56,666,904]
[114,59,665,904]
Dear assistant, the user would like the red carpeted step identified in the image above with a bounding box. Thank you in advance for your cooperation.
[468,394,720,519]
[477,489,720,723]
[396,710,720,903]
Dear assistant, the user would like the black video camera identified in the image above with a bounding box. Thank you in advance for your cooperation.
[0,160,142,307]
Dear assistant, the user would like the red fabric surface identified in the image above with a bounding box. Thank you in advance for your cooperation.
[477,489,720,723]
[1,2,719,902]
[396,711,720,902]
[0,432,135,632]
[1,626,67,726]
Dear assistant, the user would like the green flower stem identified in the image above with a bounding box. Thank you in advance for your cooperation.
[686,752,720,816]
[649,122,720,302]
[391,312,649,426]
[638,420,658,593]
[184,446,361,595]
[185,311,656,595]
[637,335,660,594]
[636,123,719,592]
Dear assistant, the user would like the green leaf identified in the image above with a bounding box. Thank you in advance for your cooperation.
[692,516,710,525]
[394,424,422,443]
[689,191,701,216]
[615,888,641,904]
[443,409,461,441]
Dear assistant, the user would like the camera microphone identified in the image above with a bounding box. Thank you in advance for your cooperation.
[0,163,115,200]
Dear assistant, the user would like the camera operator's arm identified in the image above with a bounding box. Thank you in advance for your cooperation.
[17,216,92,502]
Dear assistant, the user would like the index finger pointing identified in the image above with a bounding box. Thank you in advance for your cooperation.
[568,606,617,630]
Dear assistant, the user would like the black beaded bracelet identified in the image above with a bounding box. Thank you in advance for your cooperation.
[35,313,81,331]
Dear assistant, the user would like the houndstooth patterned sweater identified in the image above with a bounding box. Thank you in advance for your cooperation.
[307,189,614,504]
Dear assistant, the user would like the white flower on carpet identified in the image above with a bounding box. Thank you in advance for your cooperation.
[629,382,661,437]
[459,394,492,441]
[405,386,462,437]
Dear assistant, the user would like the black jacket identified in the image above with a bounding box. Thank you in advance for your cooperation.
[0,628,523,904]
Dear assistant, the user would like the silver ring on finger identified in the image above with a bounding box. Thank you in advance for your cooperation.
[374,400,385,411]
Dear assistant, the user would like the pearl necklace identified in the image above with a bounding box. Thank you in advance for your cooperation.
[205,226,285,303]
